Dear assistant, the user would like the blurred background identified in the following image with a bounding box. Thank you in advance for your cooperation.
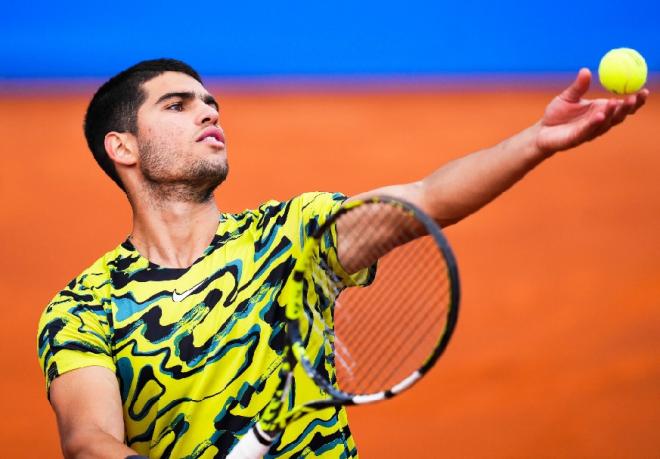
[1,0,659,457]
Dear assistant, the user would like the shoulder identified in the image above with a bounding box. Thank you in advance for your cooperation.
[39,243,129,323]
[294,191,347,212]
[293,192,347,236]
[280,192,346,221]
[224,192,346,231]
[37,246,123,392]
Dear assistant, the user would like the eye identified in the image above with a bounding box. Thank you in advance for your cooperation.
[166,102,183,111]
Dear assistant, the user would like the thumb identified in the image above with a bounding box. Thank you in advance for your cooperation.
[560,68,592,103]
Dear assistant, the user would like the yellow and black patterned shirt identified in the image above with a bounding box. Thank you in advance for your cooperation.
[37,192,360,458]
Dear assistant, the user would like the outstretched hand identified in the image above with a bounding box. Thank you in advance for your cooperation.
[536,68,648,155]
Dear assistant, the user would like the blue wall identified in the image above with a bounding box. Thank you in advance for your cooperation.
[2,0,658,78]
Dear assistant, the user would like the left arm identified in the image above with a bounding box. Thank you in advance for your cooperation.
[338,69,648,269]
[350,69,647,227]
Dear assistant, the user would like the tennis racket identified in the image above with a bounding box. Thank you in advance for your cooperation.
[228,195,460,458]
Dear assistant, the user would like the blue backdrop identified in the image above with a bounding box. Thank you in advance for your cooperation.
[2,0,658,78]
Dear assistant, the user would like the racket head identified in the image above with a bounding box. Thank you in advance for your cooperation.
[285,195,460,405]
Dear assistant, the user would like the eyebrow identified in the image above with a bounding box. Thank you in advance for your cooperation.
[155,91,219,111]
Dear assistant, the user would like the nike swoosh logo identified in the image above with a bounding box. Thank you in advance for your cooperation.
[172,280,205,302]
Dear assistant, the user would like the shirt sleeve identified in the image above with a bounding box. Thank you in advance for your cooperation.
[295,191,376,288]
[36,281,114,396]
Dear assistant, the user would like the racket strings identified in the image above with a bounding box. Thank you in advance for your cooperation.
[309,203,452,396]
[374,300,448,390]
[335,244,448,393]
[335,248,445,353]
[329,213,419,341]
[334,203,424,274]
[346,280,448,393]
[334,260,435,387]
[311,240,404,380]
[332,209,424,388]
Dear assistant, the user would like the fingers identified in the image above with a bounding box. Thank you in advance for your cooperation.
[609,98,629,127]
[630,88,649,114]
[609,89,648,126]
[587,89,648,140]
[590,99,619,138]
[560,68,592,103]
[584,99,617,140]
[565,99,610,145]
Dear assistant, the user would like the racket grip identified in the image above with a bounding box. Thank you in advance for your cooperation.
[226,424,274,459]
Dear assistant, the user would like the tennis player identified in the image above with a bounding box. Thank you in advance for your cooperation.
[37,59,647,458]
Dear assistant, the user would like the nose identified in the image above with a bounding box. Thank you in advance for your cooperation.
[197,102,219,126]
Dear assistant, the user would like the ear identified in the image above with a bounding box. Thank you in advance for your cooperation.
[104,132,138,166]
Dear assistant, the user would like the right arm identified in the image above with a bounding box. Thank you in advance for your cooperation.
[50,366,140,459]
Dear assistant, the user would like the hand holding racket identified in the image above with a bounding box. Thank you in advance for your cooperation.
[228,196,460,458]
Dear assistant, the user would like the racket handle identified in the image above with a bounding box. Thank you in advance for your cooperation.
[227,424,274,459]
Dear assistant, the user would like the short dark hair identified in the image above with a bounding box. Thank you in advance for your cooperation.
[84,58,203,191]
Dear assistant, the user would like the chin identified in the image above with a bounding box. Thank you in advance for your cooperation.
[196,161,229,188]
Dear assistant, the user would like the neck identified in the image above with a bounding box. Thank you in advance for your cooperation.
[128,189,221,269]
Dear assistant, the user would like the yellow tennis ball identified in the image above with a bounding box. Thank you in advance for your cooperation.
[598,48,647,95]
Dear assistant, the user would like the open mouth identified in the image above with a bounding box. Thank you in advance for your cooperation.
[197,127,225,147]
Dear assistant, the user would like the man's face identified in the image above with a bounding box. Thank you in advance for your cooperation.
[134,71,228,198]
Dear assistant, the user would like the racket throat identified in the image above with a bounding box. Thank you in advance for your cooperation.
[282,372,293,397]
[260,371,294,434]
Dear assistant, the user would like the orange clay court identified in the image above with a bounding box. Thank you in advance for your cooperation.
[0,86,658,457]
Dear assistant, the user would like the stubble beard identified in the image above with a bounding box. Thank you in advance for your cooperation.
[137,137,229,204]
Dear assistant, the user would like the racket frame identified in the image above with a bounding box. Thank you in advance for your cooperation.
[229,195,460,456]
[286,195,460,406]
